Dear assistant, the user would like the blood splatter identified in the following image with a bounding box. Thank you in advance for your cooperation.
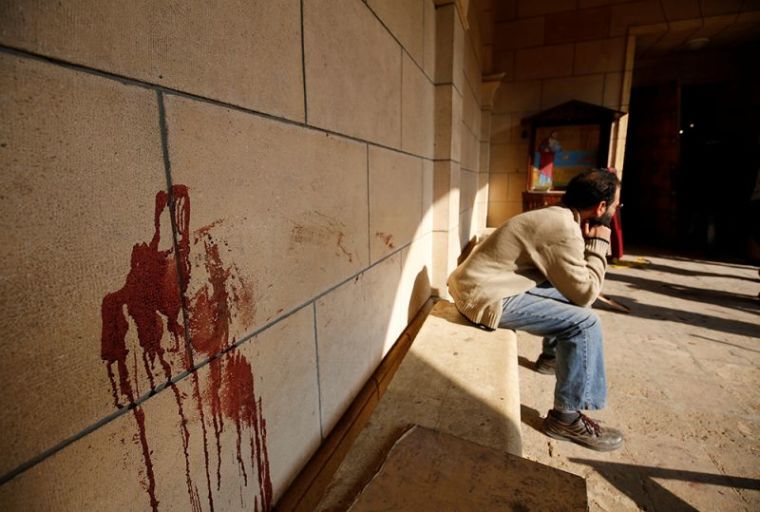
[222,352,273,510]
[101,186,192,511]
[336,232,353,262]
[289,215,354,263]
[101,185,271,511]
[375,231,395,249]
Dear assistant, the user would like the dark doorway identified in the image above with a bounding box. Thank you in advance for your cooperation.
[622,82,679,247]
[678,82,753,257]
[622,43,759,261]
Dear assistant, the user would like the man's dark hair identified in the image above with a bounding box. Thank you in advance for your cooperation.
[562,169,620,210]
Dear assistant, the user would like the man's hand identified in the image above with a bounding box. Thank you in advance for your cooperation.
[582,220,611,241]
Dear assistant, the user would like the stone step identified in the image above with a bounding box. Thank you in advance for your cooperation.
[348,425,588,512]
[316,300,523,510]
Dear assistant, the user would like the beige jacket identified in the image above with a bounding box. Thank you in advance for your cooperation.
[447,205,609,329]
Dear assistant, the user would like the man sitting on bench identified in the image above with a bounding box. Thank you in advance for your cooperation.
[447,169,623,451]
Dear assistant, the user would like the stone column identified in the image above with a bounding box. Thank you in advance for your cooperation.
[431,2,465,298]
[477,73,505,231]
[610,35,636,179]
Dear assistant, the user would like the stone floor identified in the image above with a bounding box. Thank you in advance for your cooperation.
[517,249,760,511]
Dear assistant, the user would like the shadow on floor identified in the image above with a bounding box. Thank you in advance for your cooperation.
[595,293,760,341]
[665,254,759,272]
[519,404,545,433]
[569,458,760,512]
[627,260,760,283]
[517,355,535,371]
[605,272,760,315]
[689,333,760,354]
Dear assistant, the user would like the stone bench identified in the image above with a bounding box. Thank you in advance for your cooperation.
[315,299,522,510]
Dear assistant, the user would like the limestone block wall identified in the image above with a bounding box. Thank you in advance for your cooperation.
[0,1,482,510]
[431,3,486,297]
[459,13,485,248]
[483,0,659,226]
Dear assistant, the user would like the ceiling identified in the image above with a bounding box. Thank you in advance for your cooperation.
[472,0,760,72]
[634,10,760,57]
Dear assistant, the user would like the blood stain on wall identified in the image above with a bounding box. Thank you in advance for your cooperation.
[289,213,354,263]
[100,185,271,512]
[375,231,395,249]
[336,232,353,262]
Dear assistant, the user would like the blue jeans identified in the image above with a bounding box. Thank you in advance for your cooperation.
[499,282,606,411]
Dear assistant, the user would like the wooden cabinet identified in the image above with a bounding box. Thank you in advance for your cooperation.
[520,101,625,213]
[522,191,565,212]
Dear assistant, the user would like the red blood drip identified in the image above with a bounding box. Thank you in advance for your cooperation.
[189,240,231,355]
[190,370,216,512]
[222,353,253,485]
[131,402,159,510]
[101,185,272,511]
[222,353,273,511]
[100,185,194,512]
[190,236,231,492]
[208,357,225,491]
[187,230,271,510]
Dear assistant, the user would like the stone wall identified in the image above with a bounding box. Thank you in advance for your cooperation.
[483,0,760,227]
[0,1,484,510]
[483,0,660,225]
[431,2,487,298]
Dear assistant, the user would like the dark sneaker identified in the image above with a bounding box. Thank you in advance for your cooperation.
[543,412,624,451]
[534,353,556,375]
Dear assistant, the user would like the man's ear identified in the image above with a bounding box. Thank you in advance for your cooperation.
[595,201,608,217]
